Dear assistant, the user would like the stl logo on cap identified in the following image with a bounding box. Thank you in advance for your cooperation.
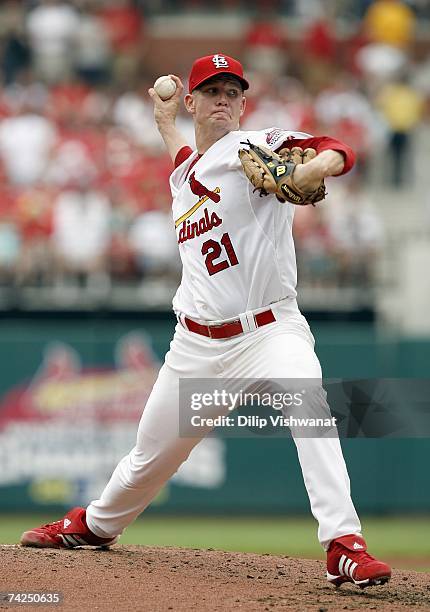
[188,53,249,93]
[212,54,229,69]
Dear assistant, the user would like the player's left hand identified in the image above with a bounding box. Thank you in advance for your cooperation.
[278,146,324,195]
[238,142,326,206]
[286,148,345,195]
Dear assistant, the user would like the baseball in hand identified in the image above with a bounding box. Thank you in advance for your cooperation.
[153,76,177,100]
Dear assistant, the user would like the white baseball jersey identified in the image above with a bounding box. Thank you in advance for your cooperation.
[170,128,311,322]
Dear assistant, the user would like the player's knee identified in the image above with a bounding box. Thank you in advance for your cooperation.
[122,447,190,488]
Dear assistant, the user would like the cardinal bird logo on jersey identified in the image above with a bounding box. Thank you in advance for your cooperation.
[189,172,220,203]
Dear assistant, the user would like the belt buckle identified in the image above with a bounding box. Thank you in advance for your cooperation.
[207,322,224,339]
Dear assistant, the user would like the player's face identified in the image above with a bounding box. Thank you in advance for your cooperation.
[185,78,246,133]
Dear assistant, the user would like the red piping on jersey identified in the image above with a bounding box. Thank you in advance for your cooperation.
[175,146,203,179]
[175,146,194,168]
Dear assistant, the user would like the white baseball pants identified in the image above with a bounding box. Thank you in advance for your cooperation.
[86,298,361,550]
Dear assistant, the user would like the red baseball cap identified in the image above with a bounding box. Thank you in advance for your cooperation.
[188,53,249,93]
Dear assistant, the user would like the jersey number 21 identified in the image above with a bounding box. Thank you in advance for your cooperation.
[201,233,239,276]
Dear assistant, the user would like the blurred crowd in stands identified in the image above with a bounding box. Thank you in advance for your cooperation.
[0,0,428,303]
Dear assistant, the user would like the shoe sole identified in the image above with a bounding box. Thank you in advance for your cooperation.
[327,572,391,589]
[20,531,118,549]
[20,531,65,549]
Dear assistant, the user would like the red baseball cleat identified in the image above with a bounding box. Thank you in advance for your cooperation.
[326,534,391,588]
[20,507,118,549]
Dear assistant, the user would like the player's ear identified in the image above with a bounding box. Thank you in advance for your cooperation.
[239,95,246,118]
[184,93,195,115]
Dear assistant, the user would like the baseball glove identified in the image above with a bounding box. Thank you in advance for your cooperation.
[238,141,326,206]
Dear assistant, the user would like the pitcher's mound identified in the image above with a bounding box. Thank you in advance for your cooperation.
[1,545,429,611]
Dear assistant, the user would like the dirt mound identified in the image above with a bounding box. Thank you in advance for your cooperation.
[1,545,429,611]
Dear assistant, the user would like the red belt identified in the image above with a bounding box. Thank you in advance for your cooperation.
[181,308,276,339]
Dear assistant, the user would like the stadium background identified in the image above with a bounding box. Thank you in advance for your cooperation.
[0,0,428,570]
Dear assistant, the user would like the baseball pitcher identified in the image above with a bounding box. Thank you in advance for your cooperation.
[21,54,391,590]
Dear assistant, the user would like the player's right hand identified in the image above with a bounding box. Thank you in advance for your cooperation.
[148,74,183,127]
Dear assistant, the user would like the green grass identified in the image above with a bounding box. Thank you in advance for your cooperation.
[1,515,429,570]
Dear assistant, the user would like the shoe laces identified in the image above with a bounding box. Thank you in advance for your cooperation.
[39,519,64,535]
[347,547,377,567]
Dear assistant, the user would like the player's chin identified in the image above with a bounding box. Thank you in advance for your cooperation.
[210,115,236,130]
